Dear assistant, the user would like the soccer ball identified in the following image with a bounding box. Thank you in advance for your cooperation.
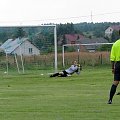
[4,71,7,74]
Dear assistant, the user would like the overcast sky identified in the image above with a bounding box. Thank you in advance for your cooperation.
[0,0,120,26]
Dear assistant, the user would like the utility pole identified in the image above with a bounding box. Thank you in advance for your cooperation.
[91,11,93,23]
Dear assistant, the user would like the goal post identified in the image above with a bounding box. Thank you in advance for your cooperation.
[62,42,114,67]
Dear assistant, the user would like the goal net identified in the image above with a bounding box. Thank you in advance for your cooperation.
[62,43,113,68]
[0,25,57,74]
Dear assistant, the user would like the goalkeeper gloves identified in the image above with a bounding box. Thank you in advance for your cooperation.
[77,64,82,71]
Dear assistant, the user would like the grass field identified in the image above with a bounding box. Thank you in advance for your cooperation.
[0,66,120,120]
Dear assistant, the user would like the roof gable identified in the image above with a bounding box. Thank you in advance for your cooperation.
[0,38,27,53]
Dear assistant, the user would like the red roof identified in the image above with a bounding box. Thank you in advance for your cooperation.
[65,34,84,44]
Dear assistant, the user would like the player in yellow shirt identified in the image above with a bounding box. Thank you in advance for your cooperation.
[108,30,120,104]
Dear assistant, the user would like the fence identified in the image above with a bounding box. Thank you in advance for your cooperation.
[0,51,111,74]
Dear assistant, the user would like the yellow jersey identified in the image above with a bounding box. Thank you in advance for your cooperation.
[110,39,120,61]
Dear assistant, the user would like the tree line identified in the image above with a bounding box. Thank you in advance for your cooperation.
[0,22,120,52]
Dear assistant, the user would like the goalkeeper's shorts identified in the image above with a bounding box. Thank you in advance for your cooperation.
[61,70,68,77]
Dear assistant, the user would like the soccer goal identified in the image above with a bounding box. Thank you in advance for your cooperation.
[62,42,114,67]
[0,25,58,74]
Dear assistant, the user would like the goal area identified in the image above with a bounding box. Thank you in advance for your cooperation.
[62,43,114,68]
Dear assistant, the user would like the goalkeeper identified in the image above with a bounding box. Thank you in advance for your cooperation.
[50,60,82,77]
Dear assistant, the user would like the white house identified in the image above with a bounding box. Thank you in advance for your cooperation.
[105,25,120,38]
[0,38,40,56]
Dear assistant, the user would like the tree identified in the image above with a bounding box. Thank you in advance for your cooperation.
[111,30,120,42]
[14,27,26,38]
[57,23,75,35]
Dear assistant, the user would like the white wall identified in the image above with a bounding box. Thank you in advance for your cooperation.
[13,40,40,56]
[105,27,113,38]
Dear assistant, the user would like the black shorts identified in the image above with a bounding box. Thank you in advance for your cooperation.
[114,62,120,81]
[61,70,68,77]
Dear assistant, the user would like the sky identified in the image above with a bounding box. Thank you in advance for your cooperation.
[0,0,120,26]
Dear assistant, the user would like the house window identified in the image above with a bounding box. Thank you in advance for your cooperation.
[29,48,33,54]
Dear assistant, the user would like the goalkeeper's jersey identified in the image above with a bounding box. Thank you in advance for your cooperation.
[65,65,78,74]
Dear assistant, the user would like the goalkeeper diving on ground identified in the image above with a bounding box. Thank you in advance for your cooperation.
[50,60,82,77]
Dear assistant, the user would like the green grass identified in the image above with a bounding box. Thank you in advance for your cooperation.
[0,67,120,120]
